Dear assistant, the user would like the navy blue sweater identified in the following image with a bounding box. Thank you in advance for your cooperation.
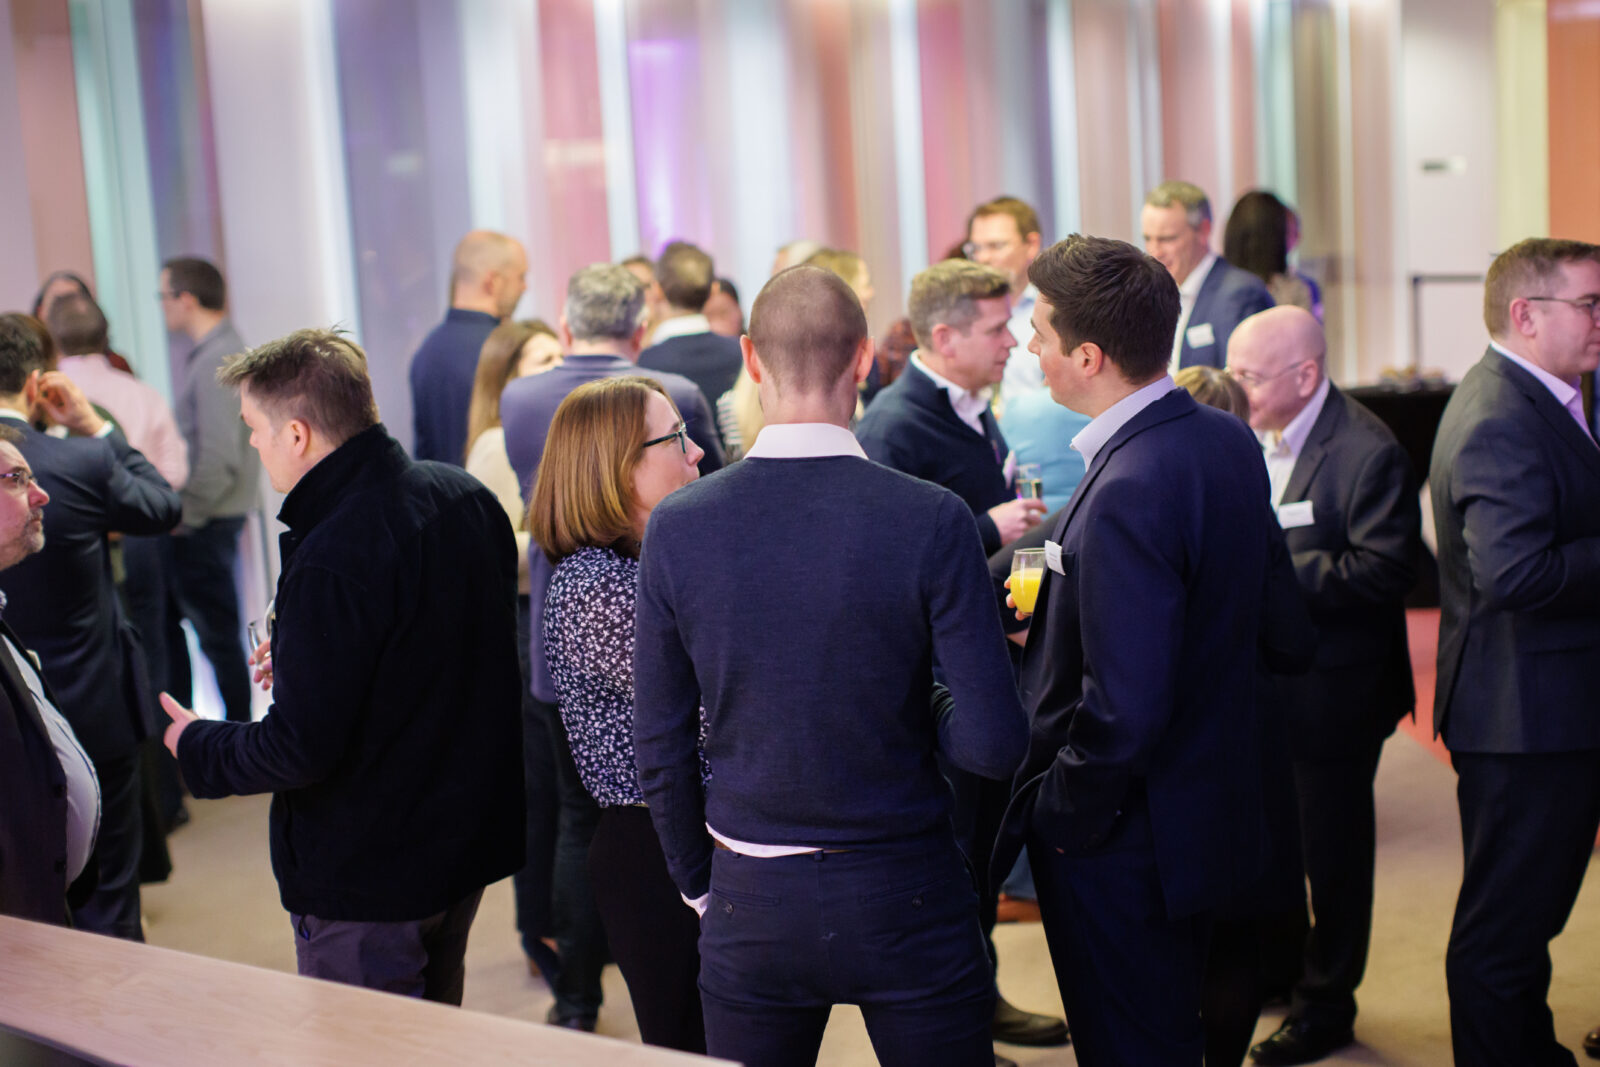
[407,308,499,465]
[633,454,1028,901]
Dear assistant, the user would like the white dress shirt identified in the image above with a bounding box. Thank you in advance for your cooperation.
[1168,252,1219,376]
[1490,341,1596,444]
[1258,377,1331,506]
[1070,376,1180,471]
[3,632,101,885]
[909,352,993,437]
[997,284,1043,417]
[650,313,713,343]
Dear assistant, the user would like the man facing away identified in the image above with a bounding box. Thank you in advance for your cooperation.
[0,423,101,929]
[1430,238,1600,1067]
[408,230,528,465]
[1142,180,1274,374]
[993,235,1276,1065]
[161,330,524,1004]
[159,256,260,724]
[1227,307,1420,1066]
[633,265,1028,1067]
[638,240,745,417]
[966,196,1045,416]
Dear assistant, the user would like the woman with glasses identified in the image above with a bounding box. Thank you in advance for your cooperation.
[526,375,706,1054]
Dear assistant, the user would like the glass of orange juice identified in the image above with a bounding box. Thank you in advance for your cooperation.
[1010,548,1046,615]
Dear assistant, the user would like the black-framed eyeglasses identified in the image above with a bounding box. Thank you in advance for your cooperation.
[0,469,38,492]
[1526,295,1600,322]
[640,422,689,455]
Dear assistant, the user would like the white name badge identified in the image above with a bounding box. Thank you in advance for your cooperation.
[1044,539,1066,575]
[1186,322,1216,349]
[1277,500,1315,529]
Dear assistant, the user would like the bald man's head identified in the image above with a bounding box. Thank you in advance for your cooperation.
[451,230,529,318]
[1226,305,1327,432]
[748,265,868,395]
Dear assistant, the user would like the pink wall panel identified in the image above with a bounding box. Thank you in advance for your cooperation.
[1156,0,1220,217]
[1229,0,1257,205]
[917,0,972,259]
[538,0,611,309]
[1072,0,1133,241]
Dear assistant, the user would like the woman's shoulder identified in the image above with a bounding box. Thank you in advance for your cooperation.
[552,545,638,591]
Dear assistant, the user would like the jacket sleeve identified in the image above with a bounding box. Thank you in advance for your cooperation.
[925,493,1028,780]
[1291,440,1419,610]
[101,430,182,536]
[682,389,725,476]
[1450,413,1600,615]
[180,354,243,527]
[1263,520,1317,674]
[632,516,715,900]
[178,565,381,797]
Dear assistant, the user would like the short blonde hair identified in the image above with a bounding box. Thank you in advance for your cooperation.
[907,260,1010,352]
[464,319,557,459]
[1145,180,1212,228]
[525,376,676,562]
[1484,238,1600,339]
[1175,366,1249,420]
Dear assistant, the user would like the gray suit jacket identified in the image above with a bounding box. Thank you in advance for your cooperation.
[1430,348,1600,752]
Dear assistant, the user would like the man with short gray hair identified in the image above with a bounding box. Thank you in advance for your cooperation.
[1142,180,1273,374]
[498,262,722,1033]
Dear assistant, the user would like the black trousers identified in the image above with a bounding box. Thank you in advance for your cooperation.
[71,747,144,941]
[1447,750,1600,1067]
[1288,742,1384,1028]
[170,517,251,723]
[291,889,484,1005]
[510,599,559,972]
[588,806,704,1053]
[547,707,608,1022]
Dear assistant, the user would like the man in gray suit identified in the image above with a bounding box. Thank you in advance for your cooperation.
[160,257,260,724]
[1431,238,1600,1067]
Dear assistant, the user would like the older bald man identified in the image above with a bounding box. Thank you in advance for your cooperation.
[1228,307,1421,1065]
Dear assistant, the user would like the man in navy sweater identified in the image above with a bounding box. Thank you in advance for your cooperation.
[634,265,1029,1067]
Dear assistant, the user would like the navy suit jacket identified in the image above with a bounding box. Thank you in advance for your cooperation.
[0,419,181,765]
[0,620,72,924]
[855,362,1013,554]
[407,308,499,465]
[1178,259,1275,369]
[994,388,1274,920]
[501,354,724,702]
[1269,385,1420,758]
[1430,349,1600,753]
[638,331,743,426]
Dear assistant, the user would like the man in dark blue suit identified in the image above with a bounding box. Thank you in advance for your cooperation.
[638,240,744,422]
[0,315,181,940]
[994,235,1276,1065]
[1430,238,1600,1067]
[634,265,1027,1067]
[1143,180,1274,372]
[499,262,723,1032]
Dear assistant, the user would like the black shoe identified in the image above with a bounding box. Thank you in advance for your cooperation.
[1249,1017,1355,1065]
[1584,1024,1600,1059]
[991,996,1069,1047]
[544,1003,596,1032]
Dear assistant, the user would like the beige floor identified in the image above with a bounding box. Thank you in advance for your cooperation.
[141,732,1600,1065]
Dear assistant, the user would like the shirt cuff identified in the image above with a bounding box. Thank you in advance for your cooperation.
[681,892,708,917]
[94,422,113,438]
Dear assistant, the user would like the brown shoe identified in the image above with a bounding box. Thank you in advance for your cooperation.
[1584,1024,1600,1059]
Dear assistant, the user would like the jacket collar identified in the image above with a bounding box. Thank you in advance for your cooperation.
[1483,348,1600,479]
[1281,382,1346,504]
[277,423,406,532]
[1049,387,1197,545]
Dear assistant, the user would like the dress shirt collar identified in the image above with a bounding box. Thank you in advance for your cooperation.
[909,352,992,435]
[1490,340,1581,402]
[1012,284,1038,315]
[0,408,31,424]
[59,353,111,372]
[1258,376,1331,459]
[745,422,867,460]
[1070,375,1178,470]
[651,314,712,343]
[1179,252,1218,300]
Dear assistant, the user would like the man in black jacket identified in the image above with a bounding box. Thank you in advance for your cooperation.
[0,315,181,940]
[638,240,743,422]
[162,329,524,1004]
[1229,307,1420,1066]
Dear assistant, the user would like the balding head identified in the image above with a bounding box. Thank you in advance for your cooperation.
[747,265,868,399]
[451,230,528,317]
[1226,305,1327,432]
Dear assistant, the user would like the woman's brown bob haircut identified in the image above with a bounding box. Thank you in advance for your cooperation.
[526,375,678,563]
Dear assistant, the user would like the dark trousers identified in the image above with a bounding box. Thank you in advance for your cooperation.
[510,599,559,972]
[291,889,484,1005]
[1203,917,1263,1067]
[170,516,251,723]
[547,708,608,1022]
[699,834,994,1067]
[941,756,1010,974]
[1029,805,1211,1066]
[1289,743,1383,1028]
[1447,750,1600,1067]
[588,806,704,1053]
[71,748,144,941]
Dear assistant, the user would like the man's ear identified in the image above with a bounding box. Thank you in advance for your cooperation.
[1078,341,1106,377]
[928,322,954,357]
[286,417,313,458]
[21,370,41,405]
[557,314,574,351]
[853,337,876,385]
[740,335,764,385]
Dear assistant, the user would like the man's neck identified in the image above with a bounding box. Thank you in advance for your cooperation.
[569,342,636,363]
[760,387,856,428]
[1083,374,1165,419]
[1493,336,1578,386]
[660,306,698,321]
[914,351,982,395]
[186,310,226,343]
[451,292,500,317]
[0,394,29,417]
